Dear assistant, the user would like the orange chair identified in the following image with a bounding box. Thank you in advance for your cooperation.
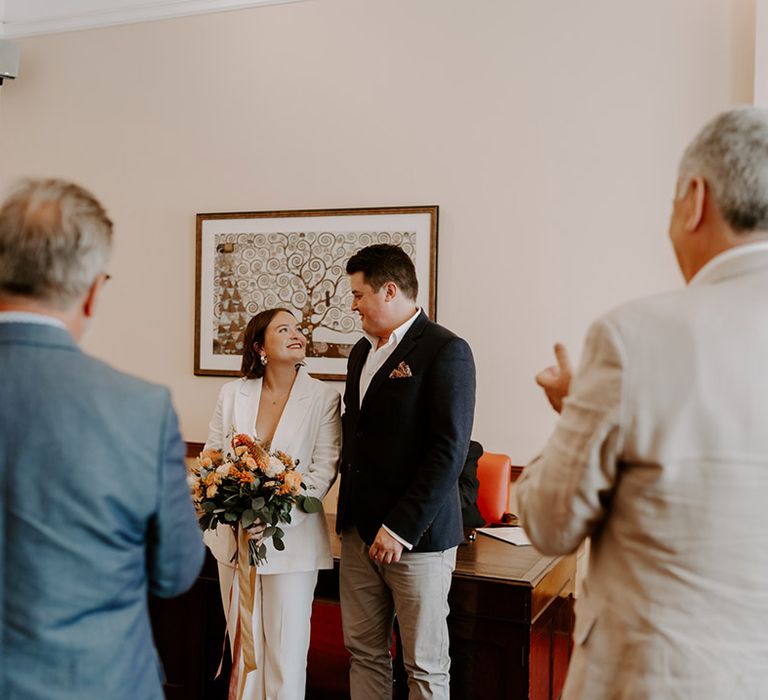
[476,451,514,525]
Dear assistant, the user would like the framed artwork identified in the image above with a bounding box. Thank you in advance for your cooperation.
[195,206,438,380]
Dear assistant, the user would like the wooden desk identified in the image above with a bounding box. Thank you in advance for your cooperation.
[150,518,574,700]
[310,516,575,700]
[447,532,575,700]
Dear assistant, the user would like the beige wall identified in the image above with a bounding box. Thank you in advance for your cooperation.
[0,0,756,464]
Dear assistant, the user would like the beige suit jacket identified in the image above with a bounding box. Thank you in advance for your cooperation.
[203,367,341,575]
[518,245,768,699]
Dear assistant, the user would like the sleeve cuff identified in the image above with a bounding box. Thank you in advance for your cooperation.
[383,524,413,550]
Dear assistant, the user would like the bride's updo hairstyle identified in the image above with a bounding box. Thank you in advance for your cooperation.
[240,307,296,379]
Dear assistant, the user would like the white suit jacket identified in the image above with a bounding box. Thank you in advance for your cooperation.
[518,245,768,699]
[203,367,341,575]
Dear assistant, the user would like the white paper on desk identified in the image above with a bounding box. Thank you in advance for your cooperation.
[476,527,532,546]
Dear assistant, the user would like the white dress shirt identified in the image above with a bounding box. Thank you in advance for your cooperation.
[358,307,421,549]
[0,311,66,328]
[359,307,421,407]
[689,240,768,286]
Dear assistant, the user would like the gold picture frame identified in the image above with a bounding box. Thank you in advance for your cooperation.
[194,206,438,380]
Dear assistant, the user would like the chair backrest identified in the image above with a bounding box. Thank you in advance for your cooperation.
[476,451,512,525]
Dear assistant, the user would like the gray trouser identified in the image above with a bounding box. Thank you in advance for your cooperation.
[339,528,457,700]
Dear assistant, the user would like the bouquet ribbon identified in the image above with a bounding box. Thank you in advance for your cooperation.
[219,526,258,700]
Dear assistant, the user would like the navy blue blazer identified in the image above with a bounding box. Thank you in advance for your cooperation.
[0,322,204,700]
[336,311,476,552]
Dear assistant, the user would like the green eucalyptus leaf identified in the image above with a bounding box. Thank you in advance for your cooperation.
[273,537,286,552]
[241,509,256,528]
[300,496,324,513]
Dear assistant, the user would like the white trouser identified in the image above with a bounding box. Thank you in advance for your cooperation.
[218,564,319,700]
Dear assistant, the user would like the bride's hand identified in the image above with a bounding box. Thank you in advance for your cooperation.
[246,519,267,545]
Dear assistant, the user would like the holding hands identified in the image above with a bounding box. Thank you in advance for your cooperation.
[535,343,573,414]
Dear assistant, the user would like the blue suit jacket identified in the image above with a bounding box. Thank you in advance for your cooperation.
[0,322,204,700]
[336,311,476,551]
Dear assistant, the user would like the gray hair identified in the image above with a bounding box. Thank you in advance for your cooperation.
[678,106,768,233]
[0,179,113,309]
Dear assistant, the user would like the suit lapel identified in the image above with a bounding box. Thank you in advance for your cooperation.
[272,367,313,455]
[345,338,370,417]
[360,311,428,416]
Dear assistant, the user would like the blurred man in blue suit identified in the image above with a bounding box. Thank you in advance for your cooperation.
[0,179,204,700]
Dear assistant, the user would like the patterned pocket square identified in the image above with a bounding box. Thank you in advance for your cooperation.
[389,361,413,379]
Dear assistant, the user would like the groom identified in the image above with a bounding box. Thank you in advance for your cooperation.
[336,243,476,699]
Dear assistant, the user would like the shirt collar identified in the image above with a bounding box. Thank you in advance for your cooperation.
[363,307,421,350]
[0,311,67,329]
[689,241,768,287]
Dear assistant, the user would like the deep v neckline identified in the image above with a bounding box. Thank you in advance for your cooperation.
[236,368,314,458]
[255,371,300,447]
[255,392,290,448]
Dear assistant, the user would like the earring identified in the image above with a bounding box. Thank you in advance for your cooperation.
[260,353,268,366]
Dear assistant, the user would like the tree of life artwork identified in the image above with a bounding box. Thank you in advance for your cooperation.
[212,229,416,361]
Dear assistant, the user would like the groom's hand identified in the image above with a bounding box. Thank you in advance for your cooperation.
[369,527,404,564]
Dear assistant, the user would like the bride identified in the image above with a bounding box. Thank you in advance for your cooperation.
[203,307,341,699]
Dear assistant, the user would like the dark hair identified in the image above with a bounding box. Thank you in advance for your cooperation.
[345,244,418,300]
[240,308,295,379]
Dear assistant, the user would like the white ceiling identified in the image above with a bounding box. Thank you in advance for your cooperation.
[0,0,306,38]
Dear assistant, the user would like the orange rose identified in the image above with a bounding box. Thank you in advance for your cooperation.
[283,470,303,494]
[200,448,224,465]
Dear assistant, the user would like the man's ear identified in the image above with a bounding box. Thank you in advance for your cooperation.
[383,281,398,301]
[82,274,106,319]
[685,176,707,232]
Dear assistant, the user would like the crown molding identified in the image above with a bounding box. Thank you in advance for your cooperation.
[0,0,307,38]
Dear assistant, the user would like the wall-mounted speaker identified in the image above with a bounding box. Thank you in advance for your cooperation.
[0,39,21,85]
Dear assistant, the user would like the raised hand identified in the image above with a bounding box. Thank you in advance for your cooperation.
[535,343,573,413]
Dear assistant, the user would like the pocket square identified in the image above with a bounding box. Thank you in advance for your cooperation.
[389,361,413,379]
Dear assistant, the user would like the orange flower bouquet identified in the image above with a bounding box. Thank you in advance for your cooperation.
[190,433,323,565]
